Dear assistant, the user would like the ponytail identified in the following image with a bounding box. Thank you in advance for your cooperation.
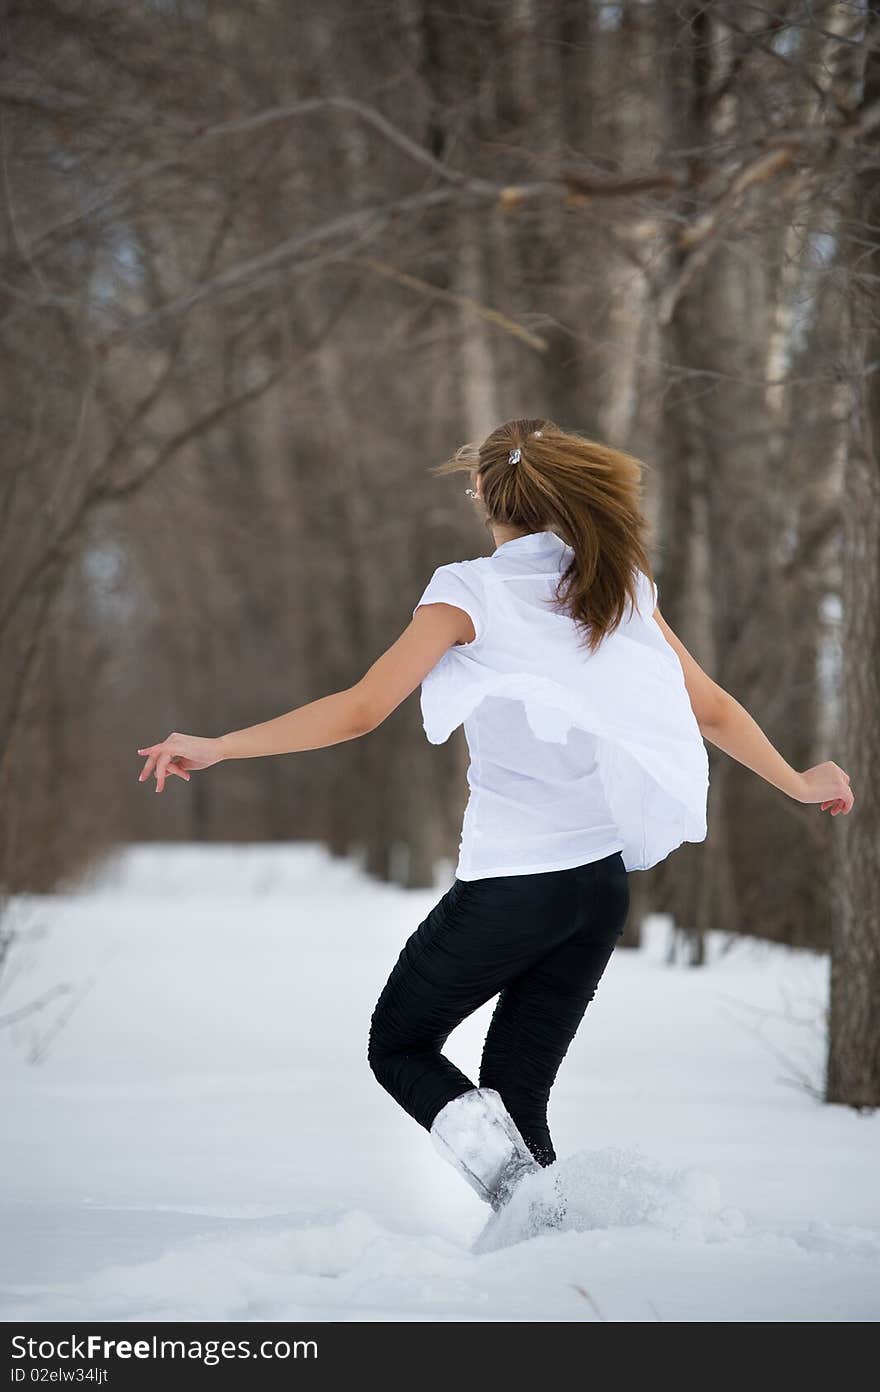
[431,417,657,655]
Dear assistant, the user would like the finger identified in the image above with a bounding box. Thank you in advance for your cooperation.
[155,753,173,793]
[157,755,178,793]
[156,754,190,789]
[139,749,164,780]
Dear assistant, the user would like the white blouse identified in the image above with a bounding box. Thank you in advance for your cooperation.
[412,529,709,879]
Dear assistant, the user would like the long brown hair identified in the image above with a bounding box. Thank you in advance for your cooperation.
[431,417,657,655]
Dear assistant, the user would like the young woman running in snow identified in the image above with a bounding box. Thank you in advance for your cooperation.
[137,418,853,1249]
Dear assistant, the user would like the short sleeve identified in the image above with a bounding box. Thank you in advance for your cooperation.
[412,562,486,645]
[635,568,659,619]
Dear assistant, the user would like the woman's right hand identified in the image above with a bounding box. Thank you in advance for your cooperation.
[796,762,854,815]
[137,732,224,793]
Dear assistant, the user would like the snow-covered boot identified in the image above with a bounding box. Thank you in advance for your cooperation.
[471,1166,568,1255]
[429,1087,541,1211]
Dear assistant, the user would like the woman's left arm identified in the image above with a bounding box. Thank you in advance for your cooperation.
[137,602,471,792]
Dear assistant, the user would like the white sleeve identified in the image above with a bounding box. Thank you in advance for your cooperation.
[636,568,659,618]
[412,562,487,645]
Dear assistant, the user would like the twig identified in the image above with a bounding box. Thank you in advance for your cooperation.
[0,982,73,1030]
[716,992,826,1100]
[27,975,96,1066]
[571,1284,607,1322]
[349,256,548,353]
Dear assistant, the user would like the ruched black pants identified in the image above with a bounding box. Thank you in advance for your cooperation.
[367,850,630,1167]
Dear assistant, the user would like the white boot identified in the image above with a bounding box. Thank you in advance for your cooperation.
[471,1166,568,1254]
[429,1087,540,1211]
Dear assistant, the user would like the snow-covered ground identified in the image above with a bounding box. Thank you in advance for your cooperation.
[1,843,878,1323]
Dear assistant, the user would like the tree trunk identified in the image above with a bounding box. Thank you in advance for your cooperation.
[826,13,880,1107]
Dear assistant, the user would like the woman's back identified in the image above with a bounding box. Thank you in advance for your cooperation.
[460,692,623,878]
[413,528,709,877]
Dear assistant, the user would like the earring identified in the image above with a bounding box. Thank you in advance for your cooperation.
[465,487,479,499]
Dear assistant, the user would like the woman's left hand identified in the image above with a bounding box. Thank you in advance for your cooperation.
[137,733,224,793]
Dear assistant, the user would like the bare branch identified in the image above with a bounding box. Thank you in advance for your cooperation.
[349,256,548,353]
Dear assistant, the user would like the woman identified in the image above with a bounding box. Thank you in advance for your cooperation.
[137,418,853,1247]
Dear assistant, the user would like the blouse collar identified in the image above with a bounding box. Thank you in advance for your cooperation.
[492,529,569,557]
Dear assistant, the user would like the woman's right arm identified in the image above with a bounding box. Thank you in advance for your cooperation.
[653,607,854,815]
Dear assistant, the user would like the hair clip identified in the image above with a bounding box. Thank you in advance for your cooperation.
[509,448,522,465]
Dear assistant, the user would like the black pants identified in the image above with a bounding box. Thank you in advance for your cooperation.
[367,849,630,1168]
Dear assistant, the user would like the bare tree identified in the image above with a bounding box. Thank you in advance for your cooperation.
[827,3,880,1108]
